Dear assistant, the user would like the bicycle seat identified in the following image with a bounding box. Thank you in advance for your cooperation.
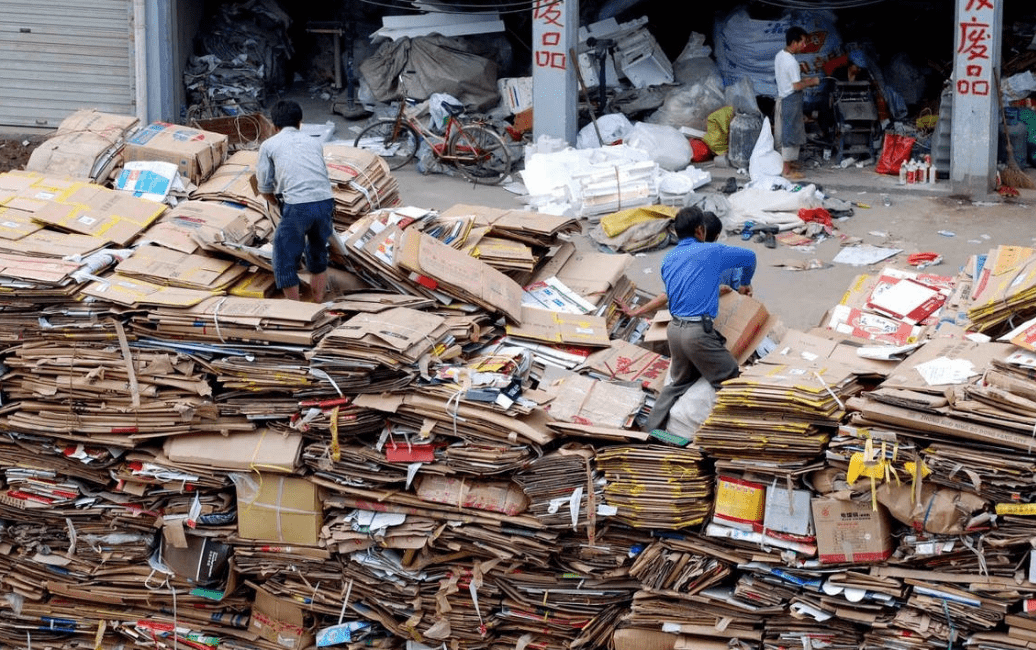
[442,102,465,117]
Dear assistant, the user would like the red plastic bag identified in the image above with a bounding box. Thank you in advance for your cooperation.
[875,133,916,175]
[690,138,712,162]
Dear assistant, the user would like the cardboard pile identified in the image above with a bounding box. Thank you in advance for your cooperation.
[9,115,1036,650]
[323,144,400,226]
[25,109,140,183]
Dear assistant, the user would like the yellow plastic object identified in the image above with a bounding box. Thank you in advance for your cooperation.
[704,106,735,155]
[600,205,679,238]
[847,438,888,485]
[916,114,939,131]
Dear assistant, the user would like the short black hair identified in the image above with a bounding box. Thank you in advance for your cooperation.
[786,26,807,46]
[703,211,723,243]
[271,100,303,129]
[674,206,707,240]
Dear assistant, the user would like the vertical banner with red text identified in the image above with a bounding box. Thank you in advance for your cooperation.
[531,0,577,144]
[951,0,1001,190]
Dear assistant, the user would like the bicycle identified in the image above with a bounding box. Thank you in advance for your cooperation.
[352,89,513,185]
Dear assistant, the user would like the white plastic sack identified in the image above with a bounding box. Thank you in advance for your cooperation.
[647,81,725,130]
[666,377,717,442]
[725,77,761,115]
[749,116,783,181]
[728,182,824,229]
[626,122,692,171]
[1002,70,1036,102]
[576,113,634,148]
[429,93,463,133]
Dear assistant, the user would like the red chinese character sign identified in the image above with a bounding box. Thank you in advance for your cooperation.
[532,0,577,143]
[950,0,1001,191]
[956,0,995,97]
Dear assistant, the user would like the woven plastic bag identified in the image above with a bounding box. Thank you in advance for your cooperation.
[875,132,915,175]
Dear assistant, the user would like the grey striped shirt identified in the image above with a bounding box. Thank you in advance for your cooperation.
[256,126,334,205]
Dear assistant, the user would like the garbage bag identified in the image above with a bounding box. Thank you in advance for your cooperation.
[749,116,783,180]
[626,122,691,171]
[647,80,726,131]
[576,113,633,148]
[667,377,716,442]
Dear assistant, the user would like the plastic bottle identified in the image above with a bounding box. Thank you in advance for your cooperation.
[899,162,908,185]
[906,160,916,184]
[928,162,937,184]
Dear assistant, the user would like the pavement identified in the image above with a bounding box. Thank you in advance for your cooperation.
[286,86,1032,332]
[18,90,1036,333]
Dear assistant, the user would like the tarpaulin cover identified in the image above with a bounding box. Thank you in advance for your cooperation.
[713,6,842,100]
[360,35,500,111]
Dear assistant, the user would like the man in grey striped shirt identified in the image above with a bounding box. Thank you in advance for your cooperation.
[256,100,335,301]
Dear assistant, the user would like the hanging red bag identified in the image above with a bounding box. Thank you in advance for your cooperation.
[875,133,916,175]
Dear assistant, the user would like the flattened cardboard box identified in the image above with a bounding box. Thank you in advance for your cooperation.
[250,584,314,650]
[506,306,610,347]
[237,474,322,546]
[812,497,893,564]
[29,182,167,246]
[124,122,229,184]
[116,243,248,290]
[397,229,524,321]
[26,109,139,181]
[646,292,773,363]
[583,339,670,394]
[613,628,729,650]
[545,373,645,428]
[145,200,254,253]
[414,474,529,516]
[164,430,303,473]
[81,273,217,307]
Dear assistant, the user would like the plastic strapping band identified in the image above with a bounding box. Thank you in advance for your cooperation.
[172,585,179,650]
[309,367,344,397]
[960,534,989,576]
[445,388,465,439]
[941,598,956,650]
[337,579,354,625]
[211,296,229,344]
[112,318,141,409]
[330,405,341,462]
[813,371,844,410]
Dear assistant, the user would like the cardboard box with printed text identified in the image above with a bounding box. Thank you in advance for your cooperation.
[812,497,893,564]
[124,122,229,184]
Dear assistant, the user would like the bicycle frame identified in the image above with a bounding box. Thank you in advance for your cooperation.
[393,103,471,164]
[354,74,512,184]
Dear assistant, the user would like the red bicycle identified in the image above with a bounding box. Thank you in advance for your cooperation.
[353,89,513,185]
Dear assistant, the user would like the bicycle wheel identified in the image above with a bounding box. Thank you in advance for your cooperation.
[448,124,512,185]
[353,119,419,170]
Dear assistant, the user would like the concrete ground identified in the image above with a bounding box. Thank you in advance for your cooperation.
[236,92,1036,331]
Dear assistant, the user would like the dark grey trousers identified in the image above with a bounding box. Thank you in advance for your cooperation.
[645,319,740,432]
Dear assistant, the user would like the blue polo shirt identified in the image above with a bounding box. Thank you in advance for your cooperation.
[662,237,757,318]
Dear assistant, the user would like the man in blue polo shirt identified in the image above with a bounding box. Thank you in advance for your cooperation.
[641,206,756,433]
[256,100,335,302]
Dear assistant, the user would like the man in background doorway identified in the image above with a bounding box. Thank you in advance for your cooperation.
[775,26,821,179]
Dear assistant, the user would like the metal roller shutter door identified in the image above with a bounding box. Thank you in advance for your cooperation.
[0,0,134,129]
